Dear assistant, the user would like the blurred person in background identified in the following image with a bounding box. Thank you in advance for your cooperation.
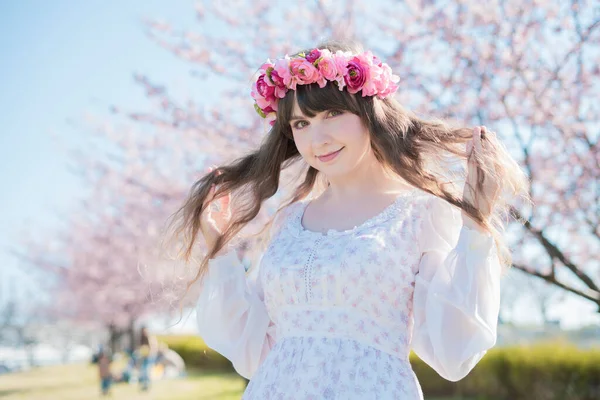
[137,326,157,391]
[97,346,113,396]
[155,342,186,379]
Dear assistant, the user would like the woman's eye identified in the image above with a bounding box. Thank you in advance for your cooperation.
[292,111,342,129]
[293,121,308,129]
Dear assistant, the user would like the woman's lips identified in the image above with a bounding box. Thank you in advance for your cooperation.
[317,147,344,162]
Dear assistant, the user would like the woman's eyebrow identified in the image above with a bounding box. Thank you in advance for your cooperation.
[290,111,323,122]
[289,115,306,122]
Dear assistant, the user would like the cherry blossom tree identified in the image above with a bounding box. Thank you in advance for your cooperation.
[137,0,600,311]
[26,0,600,331]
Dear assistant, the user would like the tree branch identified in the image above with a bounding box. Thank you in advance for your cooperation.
[510,207,599,292]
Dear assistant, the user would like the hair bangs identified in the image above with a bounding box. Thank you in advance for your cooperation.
[277,81,361,130]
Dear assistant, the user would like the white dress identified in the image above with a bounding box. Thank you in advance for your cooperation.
[196,189,501,399]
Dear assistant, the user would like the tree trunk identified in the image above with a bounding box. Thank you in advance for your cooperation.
[108,323,120,354]
[128,318,136,352]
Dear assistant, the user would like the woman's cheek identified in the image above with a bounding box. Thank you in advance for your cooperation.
[294,136,313,161]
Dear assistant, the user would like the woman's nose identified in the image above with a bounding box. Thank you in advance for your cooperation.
[310,123,330,147]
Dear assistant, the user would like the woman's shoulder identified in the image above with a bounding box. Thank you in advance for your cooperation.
[274,200,304,221]
[407,188,459,209]
[402,189,462,228]
[401,187,436,209]
[267,200,304,237]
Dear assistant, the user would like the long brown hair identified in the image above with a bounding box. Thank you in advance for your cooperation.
[166,39,529,296]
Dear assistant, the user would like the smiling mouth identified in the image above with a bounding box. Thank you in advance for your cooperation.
[318,149,343,157]
[317,147,344,162]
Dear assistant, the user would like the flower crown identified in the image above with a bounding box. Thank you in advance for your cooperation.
[251,48,400,126]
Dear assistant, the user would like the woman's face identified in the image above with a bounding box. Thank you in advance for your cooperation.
[290,100,374,178]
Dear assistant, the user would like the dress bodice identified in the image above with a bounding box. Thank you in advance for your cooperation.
[258,190,427,359]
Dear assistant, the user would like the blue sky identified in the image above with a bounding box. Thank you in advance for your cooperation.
[0,0,199,309]
[0,1,597,331]
[0,0,196,228]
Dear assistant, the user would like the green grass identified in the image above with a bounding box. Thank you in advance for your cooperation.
[0,363,246,400]
[0,362,470,399]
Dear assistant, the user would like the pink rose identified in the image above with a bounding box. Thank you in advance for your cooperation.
[333,51,350,75]
[379,82,399,98]
[254,96,271,111]
[269,69,288,98]
[263,104,276,114]
[251,84,274,111]
[290,58,320,85]
[305,49,321,64]
[273,57,297,90]
[253,99,277,119]
[332,52,350,90]
[344,56,369,94]
[269,69,284,87]
[374,65,399,98]
[256,74,276,102]
[259,61,274,74]
[317,56,337,81]
[360,63,382,97]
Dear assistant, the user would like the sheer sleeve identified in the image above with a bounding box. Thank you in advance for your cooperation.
[411,195,501,382]
[195,208,289,379]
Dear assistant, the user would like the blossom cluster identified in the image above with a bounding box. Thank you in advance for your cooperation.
[251,48,400,125]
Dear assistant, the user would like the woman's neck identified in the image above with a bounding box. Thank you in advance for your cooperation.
[323,160,412,203]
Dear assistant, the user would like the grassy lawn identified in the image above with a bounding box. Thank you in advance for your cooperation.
[0,363,246,400]
[0,362,469,399]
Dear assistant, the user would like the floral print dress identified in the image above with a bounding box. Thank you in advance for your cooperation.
[196,189,501,399]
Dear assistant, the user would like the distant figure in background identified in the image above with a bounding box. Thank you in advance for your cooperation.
[97,347,113,396]
[118,347,136,384]
[137,326,157,391]
[155,342,186,378]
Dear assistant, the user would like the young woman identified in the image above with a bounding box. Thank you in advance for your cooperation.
[167,41,528,399]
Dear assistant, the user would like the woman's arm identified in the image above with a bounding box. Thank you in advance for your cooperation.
[411,195,501,382]
[195,207,290,379]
